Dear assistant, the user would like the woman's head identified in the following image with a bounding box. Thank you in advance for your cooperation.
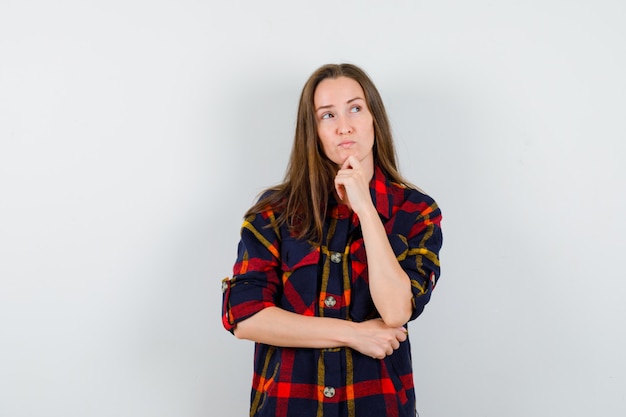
[313,75,375,170]
[291,63,399,178]
[249,63,409,243]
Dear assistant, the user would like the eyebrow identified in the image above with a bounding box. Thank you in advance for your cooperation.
[315,97,364,112]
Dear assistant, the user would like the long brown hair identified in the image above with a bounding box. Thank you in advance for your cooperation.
[246,63,411,244]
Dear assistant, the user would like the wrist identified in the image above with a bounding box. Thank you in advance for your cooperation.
[337,320,358,349]
[354,204,379,222]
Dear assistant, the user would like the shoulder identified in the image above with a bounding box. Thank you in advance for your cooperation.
[245,188,284,218]
[389,181,440,215]
[386,184,442,243]
[240,188,285,238]
[405,185,438,207]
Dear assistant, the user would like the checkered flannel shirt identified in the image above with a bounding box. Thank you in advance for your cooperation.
[222,165,443,417]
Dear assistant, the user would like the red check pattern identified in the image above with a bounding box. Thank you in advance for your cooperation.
[222,165,443,417]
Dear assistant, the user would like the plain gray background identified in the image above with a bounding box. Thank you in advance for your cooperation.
[1,1,624,416]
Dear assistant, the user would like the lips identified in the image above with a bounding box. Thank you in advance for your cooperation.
[338,141,356,148]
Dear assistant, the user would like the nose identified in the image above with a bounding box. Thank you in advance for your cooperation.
[337,117,353,135]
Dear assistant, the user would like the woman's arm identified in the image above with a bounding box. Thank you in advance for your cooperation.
[334,156,414,327]
[357,207,414,327]
[234,306,407,359]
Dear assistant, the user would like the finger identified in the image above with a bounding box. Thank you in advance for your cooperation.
[335,182,345,201]
[371,349,383,360]
[341,156,354,170]
[346,155,360,169]
[394,328,407,342]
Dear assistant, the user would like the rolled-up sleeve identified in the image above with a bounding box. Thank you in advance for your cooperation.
[389,196,443,322]
[221,212,281,333]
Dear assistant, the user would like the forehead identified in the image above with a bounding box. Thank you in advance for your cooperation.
[313,76,365,106]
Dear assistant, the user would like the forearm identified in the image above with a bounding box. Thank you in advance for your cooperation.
[233,306,357,349]
[358,206,413,327]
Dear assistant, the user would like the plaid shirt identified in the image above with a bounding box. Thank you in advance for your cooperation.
[222,166,443,417]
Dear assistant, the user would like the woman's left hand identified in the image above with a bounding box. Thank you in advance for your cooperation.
[334,156,374,215]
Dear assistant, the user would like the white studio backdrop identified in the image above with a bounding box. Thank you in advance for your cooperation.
[1,1,624,416]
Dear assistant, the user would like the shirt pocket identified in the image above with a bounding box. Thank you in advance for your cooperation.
[348,237,376,322]
[348,237,368,279]
[348,234,409,278]
[279,237,320,315]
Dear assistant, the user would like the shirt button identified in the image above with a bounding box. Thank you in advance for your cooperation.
[330,252,342,263]
[324,296,337,308]
[323,386,336,398]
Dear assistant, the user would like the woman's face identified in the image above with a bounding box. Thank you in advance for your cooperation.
[313,76,375,169]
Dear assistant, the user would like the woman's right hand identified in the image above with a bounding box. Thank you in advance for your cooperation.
[348,318,408,359]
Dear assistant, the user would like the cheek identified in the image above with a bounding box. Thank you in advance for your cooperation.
[369,119,374,141]
[365,115,375,132]
[317,129,333,152]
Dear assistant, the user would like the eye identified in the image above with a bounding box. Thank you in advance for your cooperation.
[350,105,361,113]
[320,112,334,119]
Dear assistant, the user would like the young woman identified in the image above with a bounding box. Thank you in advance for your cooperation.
[222,63,443,417]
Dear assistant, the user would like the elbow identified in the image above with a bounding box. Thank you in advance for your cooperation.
[377,289,413,328]
[232,306,276,341]
[379,307,412,328]
[232,325,244,339]
[380,314,410,329]
[232,312,262,341]
[232,321,252,340]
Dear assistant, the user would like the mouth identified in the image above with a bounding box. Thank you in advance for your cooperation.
[338,141,356,149]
